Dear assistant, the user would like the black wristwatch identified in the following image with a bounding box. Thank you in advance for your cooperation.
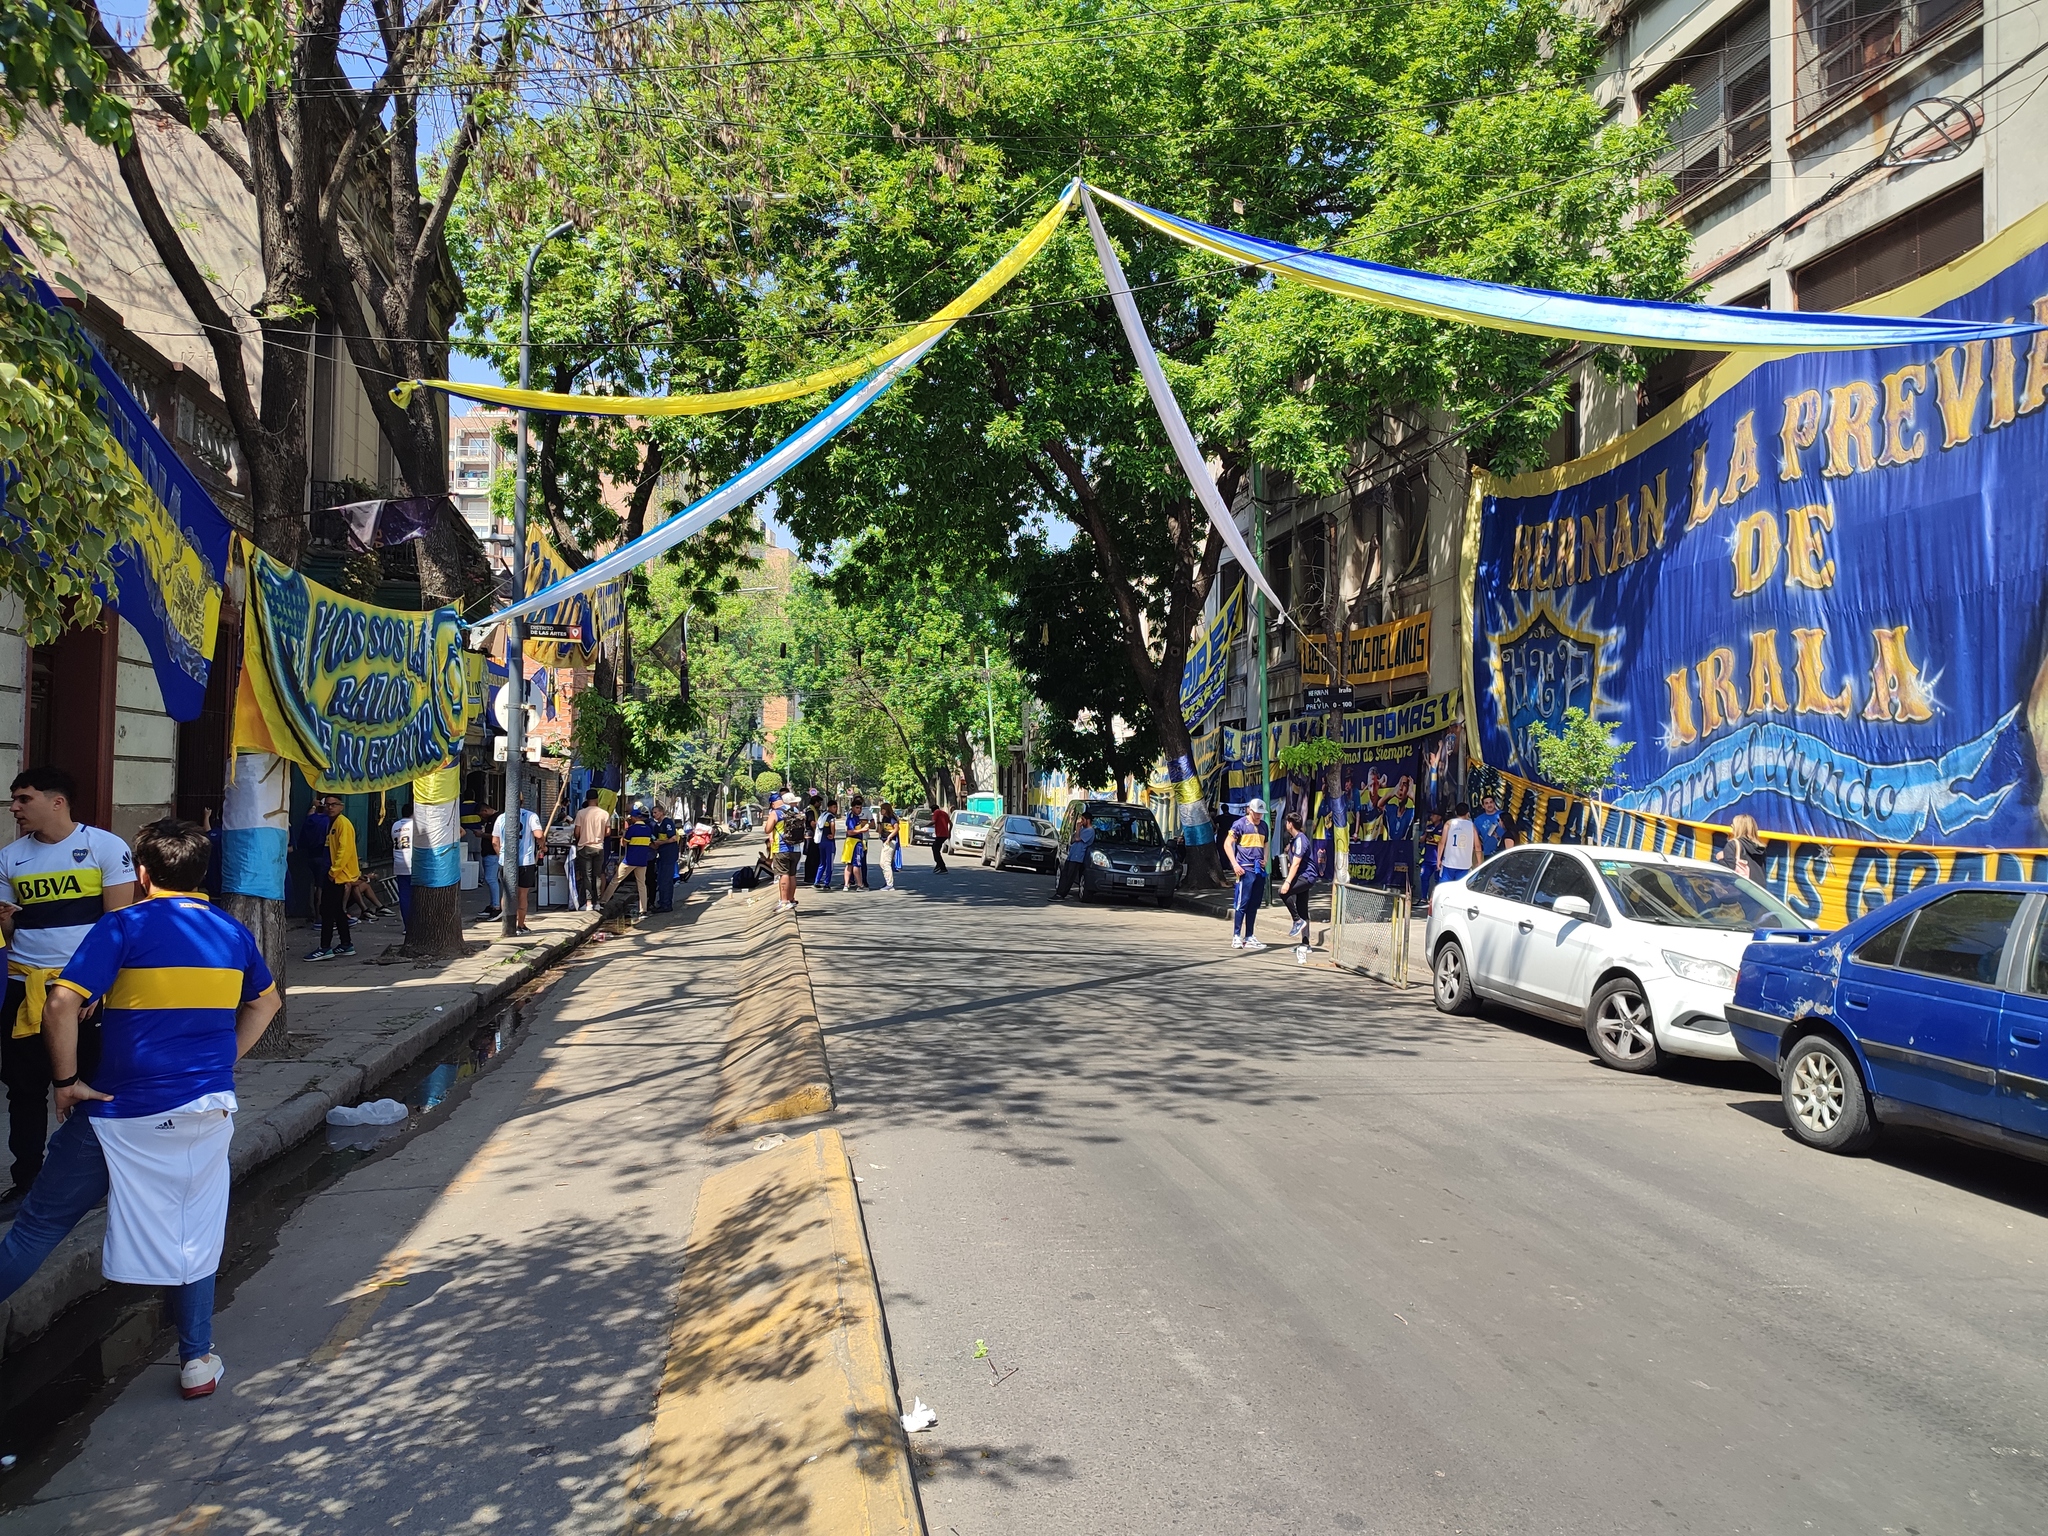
[50,1074,78,1089]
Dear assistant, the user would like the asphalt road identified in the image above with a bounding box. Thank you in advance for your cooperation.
[809,855,2048,1535]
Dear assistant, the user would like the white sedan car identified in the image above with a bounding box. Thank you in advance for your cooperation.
[1425,843,1808,1072]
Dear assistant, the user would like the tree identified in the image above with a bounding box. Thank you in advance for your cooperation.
[514,0,1689,884]
[2,0,284,637]
[753,769,784,797]
[776,565,1027,806]
[1527,707,1632,800]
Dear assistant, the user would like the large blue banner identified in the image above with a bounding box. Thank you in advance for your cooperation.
[1470,206,2048,850]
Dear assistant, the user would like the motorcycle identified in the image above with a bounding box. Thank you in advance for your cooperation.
[686,822,715,873]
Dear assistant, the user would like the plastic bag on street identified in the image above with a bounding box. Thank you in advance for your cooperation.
[901,1397,938,1433]
[326,1098,410,1126]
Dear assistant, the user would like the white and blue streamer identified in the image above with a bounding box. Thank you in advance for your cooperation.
[478,332,946,628]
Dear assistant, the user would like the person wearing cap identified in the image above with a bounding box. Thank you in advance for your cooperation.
[1221,798,1271,952]
[601,801,654,915]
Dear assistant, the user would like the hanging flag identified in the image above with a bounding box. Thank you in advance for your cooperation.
[1179,579,1245,732]
[522,527,625,666]
[1086,185,2040,353]
[1080,188,1285,617]
[391,183,1078,417]
[478,330,948,628]
[4,240,232,722]
[336,495,449,554]
[233,542,469,793]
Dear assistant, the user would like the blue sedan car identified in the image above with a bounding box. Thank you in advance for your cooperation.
[1729,881,2048,1160]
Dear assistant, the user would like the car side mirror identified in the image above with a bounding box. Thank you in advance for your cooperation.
[1553,894,1593,920]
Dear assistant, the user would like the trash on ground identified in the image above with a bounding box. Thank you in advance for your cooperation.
[751,1133,788,1151]
[901,1397,938,1433]
[326,1099,409,1126]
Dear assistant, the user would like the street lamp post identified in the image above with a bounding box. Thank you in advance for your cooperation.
[505,219,576,939]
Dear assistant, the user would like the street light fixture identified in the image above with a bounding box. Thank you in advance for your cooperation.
[505,217,576,940]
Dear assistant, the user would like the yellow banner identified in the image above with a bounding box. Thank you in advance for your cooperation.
[1491,769,2048,930]
[233,543,468,794]
[391,184,1078,418]
[1300,612,1430,688]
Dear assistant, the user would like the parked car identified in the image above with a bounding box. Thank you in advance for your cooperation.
[1427,844,1808,1072]
[945,809,997,857]
[983,815,1058,873]
[1054,799,1179,905]
[909,807,936,846]
[1730,880,2048,1163]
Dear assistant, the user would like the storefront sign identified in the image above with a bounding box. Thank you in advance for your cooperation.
[1300,612,1430,688]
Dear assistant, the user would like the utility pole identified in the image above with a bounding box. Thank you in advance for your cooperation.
[505,218,575,939]
[1326,516,1348,886]
[1251,466,1271,907]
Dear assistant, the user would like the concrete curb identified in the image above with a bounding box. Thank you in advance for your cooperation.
[1,912,602,1352]
[630,1128,922,1535]
[704,904,835,1137]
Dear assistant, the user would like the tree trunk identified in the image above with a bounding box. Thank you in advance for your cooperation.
[403,510,477,958]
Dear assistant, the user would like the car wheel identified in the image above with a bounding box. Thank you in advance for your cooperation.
[1781,1033,1878,1153]
[1586,978,1660,1072]
[1433,940,1478,1016]
[1156,891,1173,908]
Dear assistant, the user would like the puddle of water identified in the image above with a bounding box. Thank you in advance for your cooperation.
[0,965,566,1507]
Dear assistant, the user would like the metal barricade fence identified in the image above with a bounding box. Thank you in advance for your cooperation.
[1329,882,1411,987]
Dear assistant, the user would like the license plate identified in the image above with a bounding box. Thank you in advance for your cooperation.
[1125,876,1145,886]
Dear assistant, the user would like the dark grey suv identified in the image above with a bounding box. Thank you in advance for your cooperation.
[1055,800,1179,905]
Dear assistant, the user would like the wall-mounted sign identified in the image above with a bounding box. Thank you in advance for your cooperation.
[1301,612,1431,688]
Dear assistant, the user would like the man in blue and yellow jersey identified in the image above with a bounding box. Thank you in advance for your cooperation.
[1221,797,1271,952]
[0,818,279,1401]
[602,801,655,915]
[0,767,136,1216]
[651,806,679,913]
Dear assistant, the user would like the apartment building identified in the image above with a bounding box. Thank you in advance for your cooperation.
[448,408,516,564]
[1577,0,2048,444]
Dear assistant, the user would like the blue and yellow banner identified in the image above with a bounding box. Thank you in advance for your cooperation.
[233,544,468,793]
[1180,579,1245,732]
[7,245,230,721]
[523,528,624,666]
[1469,201,2048,866]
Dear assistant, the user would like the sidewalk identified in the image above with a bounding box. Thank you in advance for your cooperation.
[0,902,603,1351]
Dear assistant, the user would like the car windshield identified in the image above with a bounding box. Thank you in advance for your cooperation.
[1088,808,1163,846]
[1004,817,1040,834]
[954,811,993,827]
[1596,860,1801,931]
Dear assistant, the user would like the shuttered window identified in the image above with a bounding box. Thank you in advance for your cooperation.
[1793,177,1981,311]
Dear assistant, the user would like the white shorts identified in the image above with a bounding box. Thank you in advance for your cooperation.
[93,1099,236,1286]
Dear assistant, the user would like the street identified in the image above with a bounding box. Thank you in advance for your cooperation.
[7,855,2048,1532]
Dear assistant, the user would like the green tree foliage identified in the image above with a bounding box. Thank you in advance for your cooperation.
[1275,737,1345,777]
[1527,708,1633,798]
[464,0,1688,879]
[1,0,284,641]
[776,566,1025,806]
[753,769,784,797]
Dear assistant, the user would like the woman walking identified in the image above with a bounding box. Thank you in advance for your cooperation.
[814,797,839,893]
[1278,809,1316,952]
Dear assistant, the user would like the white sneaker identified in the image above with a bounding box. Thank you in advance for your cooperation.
[1296,945,1310,964]
[1231,935,1245,949]
[1243,939,1268,952]
[180,1353,224,1399]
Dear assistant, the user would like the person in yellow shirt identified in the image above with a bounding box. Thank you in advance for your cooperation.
[312,794,358,960]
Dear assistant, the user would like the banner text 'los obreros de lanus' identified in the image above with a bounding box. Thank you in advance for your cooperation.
[1468,202,2048,920]
[234,544,468,793]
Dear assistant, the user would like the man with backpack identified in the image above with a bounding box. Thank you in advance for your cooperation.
[765,795,804,912]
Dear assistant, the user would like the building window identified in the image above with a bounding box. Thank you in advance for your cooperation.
[1641,6,1771,205]
[1265,531,1293,614]
[463,435,488,456]
[1795,0,1980,124]
[1793,177,1981,310]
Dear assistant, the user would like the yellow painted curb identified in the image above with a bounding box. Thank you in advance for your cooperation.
[706,907,835,1136]
[630,1128,923,1535]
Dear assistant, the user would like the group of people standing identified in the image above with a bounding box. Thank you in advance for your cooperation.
[761,789,923,913]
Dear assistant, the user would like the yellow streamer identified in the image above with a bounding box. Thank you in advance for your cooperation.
[392,182,1079,416]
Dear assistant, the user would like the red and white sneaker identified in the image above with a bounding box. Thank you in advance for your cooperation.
[180,1353,224,1399]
